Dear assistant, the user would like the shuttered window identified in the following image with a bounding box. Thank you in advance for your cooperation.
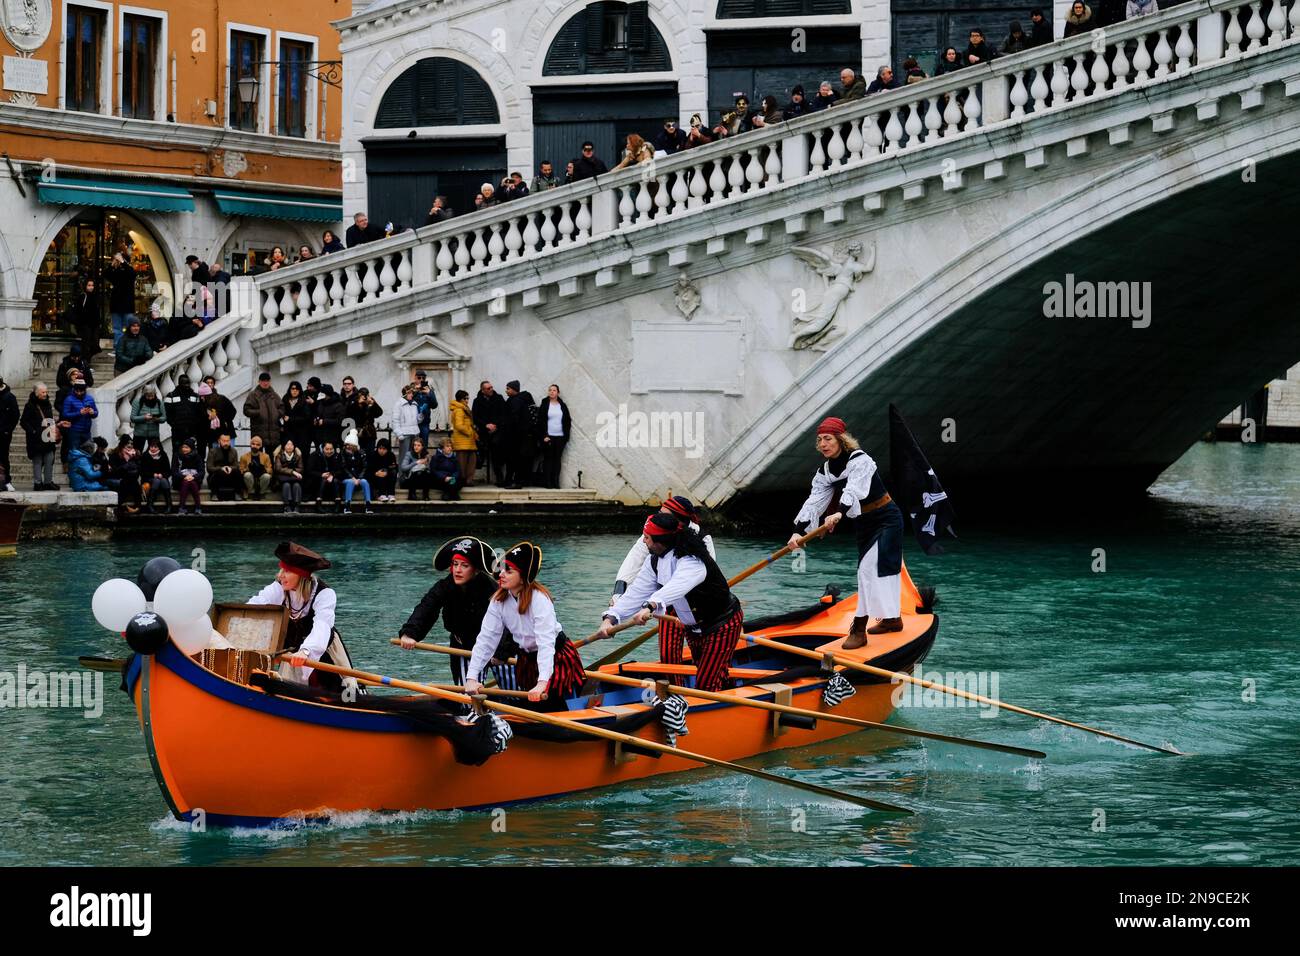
[375,58,500,128]
[716,0,851,16]
[122,14,159,119]
[543,2,670,76]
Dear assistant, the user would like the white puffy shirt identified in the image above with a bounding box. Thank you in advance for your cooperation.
[466,589,564,685]
[248,578,335,679]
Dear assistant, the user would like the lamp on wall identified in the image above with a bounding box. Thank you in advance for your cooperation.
[236,73,260,106]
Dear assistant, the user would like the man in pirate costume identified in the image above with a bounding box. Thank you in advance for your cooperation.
[609,495,717,669]
[599,512,743,692]
[463,542,586,711]
[249,541,356,690]
[397,536,520,689]
[787,416,904,649]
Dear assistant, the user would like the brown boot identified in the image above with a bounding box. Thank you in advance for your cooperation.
[867,617,904,635]
[843,616,869,650]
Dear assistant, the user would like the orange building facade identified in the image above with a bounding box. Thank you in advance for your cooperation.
[0,0,346,384]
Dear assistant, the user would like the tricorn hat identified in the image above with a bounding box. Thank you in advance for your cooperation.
[275,540,331,575]
[500,541,542,582]
[433,536,495,574]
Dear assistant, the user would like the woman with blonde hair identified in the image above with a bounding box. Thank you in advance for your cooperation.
[252,541,355,690]
[786,417,904,648]
[462,541,585,711]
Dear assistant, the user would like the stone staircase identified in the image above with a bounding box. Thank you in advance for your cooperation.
[6,342,116,490]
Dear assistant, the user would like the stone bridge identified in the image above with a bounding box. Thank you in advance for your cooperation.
[95,0,1300,507]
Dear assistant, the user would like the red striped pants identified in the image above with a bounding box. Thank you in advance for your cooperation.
[514,633,585,712]
[659,616,685,665]
[685,607,744,692]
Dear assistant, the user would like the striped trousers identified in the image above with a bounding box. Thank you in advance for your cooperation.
[514,633,585,712]
[685,607,744,692]
[659,616,685,665]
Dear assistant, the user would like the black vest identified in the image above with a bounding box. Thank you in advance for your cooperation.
[285,577,331,649]
[824,449,888,505]
[651,530,736,632]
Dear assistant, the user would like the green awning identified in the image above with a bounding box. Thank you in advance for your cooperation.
[213,189,343,223]
[36,176,195,213]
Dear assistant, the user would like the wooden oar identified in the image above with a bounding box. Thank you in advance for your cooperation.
[303,658,912,814]
[584,668,1047,760]
[586,525,832,668]
[78,656,127,672]
[744,632,1185,756]
[392,639,1046,760]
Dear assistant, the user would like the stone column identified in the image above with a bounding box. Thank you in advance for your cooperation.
[0,297,36,385]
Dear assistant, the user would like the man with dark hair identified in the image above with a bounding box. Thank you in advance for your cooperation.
[106,252,137,347]
[425,195,454,225]
[530,161,560,193]
[1028,9,1053,45]
[654,118,688,155]
[472,379,507,486]
[785,85,811,118]
[571,141,608,181]
[243,371,284,449]
[866,65,900,94]
[163,375,204,458]
[964,28,998,65]
[205,433,241,500]
[503,379,536,489]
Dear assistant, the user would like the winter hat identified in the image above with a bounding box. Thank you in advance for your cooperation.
[434,536,495,574]
[69,342,82,355]
[342,429,360,447]
[506,380,521,392]
[80,440,97,454]
[500,541,542,582]
[196,383,212,397]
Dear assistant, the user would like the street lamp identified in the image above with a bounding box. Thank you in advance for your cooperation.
[236,73,259,106]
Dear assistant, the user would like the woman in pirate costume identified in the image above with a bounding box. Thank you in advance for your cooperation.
[600,512,743,692]
[397,536,520,689]
[787,416,903,649]
[463,542,586,711]
[609,495,716,669]
[250,541,354,690]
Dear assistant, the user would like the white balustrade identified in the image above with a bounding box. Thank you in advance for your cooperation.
[808,130,827,172]
[1050,59,1070,105]
[925,95,944,141]
[846,118,865,162]
[826,123,847,166]
[1112,43,1132,89]
[1226,7,1245,54]
[884,108,905,152]
[1246,2,1266,50]
[1071,56,1090,99]
[1175,22,1196,71]
[1010,71,1030,118]
[1267,0,1287,43]
[635,183,654,223]
[576,198,593,238]
[487,223,506,266]
[726,154,746,198]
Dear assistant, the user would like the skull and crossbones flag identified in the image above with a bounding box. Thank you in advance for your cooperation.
[888,404,956,555]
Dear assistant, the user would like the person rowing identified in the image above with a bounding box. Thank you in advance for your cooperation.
[462,541,585,711]
[609,494,716,668]
[598,512,742,691]
[397,536,519,689]
[250,541,355,690]
[787,416,903,648]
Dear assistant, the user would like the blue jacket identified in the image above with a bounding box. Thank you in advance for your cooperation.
[431,449,459,482]
[61,391,98,439]
[67,447,109,491]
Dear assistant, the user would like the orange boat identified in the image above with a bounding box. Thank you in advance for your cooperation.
[127,574,939,827]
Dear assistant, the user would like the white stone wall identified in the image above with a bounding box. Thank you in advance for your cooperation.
[339,0,890,219]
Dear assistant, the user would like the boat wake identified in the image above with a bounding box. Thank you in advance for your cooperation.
[150,807,463,840]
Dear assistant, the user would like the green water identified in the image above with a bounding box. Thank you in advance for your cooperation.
[1,442,1297,866]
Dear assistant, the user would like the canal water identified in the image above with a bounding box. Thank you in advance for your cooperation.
[1,442,1296,866]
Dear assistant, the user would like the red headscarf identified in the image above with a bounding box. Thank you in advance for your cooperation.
[817,417,847,436]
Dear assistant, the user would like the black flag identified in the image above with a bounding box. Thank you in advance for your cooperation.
[888,404,955,555]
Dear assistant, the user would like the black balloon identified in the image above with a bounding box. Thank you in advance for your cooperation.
[137,556,183,601]
[125,610,170,654]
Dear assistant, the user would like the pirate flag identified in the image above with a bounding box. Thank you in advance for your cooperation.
[888,404,956,555]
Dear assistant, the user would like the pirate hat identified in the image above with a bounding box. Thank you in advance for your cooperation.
[434,536,495,574]
[500,541,542,582]
[275,540,331,575]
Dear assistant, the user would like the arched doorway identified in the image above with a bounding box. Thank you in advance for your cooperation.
[533,1,677,175]
[365,56,505,226]
[31,209,172,335]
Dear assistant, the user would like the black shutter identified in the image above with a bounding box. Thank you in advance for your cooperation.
[584,3,605,55]
[376,70,415,127]
[627,2,649,51]
[459,62,500,124]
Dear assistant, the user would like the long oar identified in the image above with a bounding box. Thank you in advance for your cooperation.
[395,639,1044,759]
[586,524,831,668]
[304,658,912,814]
[79,656,128,672]
[745,632,1184,756]
[585,668,1047,760]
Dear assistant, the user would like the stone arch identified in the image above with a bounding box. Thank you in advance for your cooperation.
[692,115,1300,503]
[520,0,693,85]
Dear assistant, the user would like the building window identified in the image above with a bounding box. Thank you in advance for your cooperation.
[230,30,264,132]
[278,39,311,138]
[716,0,852,15]
[65,5,106,113]
[122,14,160,120]
[374,58,500,128]
[543,2,670,76]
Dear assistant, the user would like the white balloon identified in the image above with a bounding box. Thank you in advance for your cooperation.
[153,569,214,628]
[169,614,214,656]
[91,578,147,632]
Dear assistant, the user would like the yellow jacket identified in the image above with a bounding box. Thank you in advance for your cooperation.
[449,400,478,451]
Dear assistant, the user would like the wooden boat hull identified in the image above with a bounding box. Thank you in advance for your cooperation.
[128,589,937,827]
[0,501,27,555]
